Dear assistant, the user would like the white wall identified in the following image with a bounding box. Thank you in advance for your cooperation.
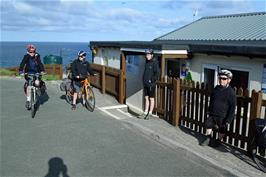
[189,54,265,92]
[93,47,121,69]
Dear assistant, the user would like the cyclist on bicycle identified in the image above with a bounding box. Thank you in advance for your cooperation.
[19,44,45,109]
[71,50,96,110]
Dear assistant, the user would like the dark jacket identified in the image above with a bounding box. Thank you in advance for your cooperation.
[208,85,236,124]
[19,53,45,73]
[71,59,95,80]
[143,59,160,87]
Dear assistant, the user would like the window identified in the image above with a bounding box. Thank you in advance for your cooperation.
[221,68,249,90]
[202,64,249,90]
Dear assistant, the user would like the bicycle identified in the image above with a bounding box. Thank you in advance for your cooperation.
[22,73,45,118]
[65,75,95,112]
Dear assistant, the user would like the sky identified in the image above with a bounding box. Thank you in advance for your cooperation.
[1,0,265,42]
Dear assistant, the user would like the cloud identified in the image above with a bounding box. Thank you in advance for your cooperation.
[1,0,264,41]
[161,0,262,17]
[13,1,33,12]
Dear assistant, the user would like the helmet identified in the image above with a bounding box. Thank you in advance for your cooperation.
[145,49,154,54]
[78,50,86,57]
[218,69,233,79]
[27,44,36,53]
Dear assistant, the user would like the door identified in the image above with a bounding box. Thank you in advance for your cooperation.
[202,64,218,89]
[126,55,145,111]
[167,59,180,78]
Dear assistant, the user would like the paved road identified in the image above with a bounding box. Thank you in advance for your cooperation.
[0,77,235,177]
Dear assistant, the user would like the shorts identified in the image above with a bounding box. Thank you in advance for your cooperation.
[144,86,155,98]
[205,115,227,134]
[72,80,82,93]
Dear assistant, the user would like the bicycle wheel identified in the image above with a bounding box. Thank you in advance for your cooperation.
[84,86,95,112]
[65,85,73,104]
[31,88,36,118]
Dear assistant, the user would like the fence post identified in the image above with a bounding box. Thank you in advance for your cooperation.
[59,64,63,80]
[118,71,124,104]
[101,66,106,94]
[247,90,262,155]
[53,64,56,78]
[172,78,180,126]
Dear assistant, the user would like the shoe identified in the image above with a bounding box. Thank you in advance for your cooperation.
[200,135,211,146]
[71,104,76,110]
[137,113,147,119]
[144,114,151,120]
[25,101,30,110]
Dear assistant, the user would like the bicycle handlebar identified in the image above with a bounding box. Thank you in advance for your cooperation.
[24,72,46,77]
[77,74,97,80]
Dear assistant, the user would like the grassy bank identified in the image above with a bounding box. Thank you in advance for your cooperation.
[0,68,60,80]
[0,68,17,76]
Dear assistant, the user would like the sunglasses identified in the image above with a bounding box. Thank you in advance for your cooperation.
[219,77,228,80]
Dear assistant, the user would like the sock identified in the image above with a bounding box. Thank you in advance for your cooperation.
[144,110,148,114]
[26,96,30,101]
[149,111,153,114]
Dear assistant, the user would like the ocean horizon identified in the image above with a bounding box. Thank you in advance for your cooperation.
[0,41,92,67]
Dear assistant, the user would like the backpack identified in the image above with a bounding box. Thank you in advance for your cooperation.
[65,60,74,79]
[60,78,72,92]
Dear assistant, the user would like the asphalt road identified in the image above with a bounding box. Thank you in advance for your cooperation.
[0,77,235,177]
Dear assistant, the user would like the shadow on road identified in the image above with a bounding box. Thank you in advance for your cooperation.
[179,126,263,172]
[44,157,70,177]
[39,91,49,105]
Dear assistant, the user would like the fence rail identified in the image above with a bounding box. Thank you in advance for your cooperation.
[90,63,125,104]
[155,78,265,157]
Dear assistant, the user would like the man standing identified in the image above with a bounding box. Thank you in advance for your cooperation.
[200,69,236,146]
[138,49,160,120]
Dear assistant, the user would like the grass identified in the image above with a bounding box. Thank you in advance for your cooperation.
[0,68,17,76]
[0,68,60,81]
[42,74,60,81]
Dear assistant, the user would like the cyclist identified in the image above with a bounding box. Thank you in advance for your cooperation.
[71,50,96,110]
[19,44,46,109]
[200,69,236,147]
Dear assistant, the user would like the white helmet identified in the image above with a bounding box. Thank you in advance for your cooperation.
[218,69,233,79]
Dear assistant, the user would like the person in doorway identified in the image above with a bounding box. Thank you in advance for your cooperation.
[138,49,160,120]
[181,63,192,81]
[19,44,46,109]
[71,50,96,110]
[200,69,236,147]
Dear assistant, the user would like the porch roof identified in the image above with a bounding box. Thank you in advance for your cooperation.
[90,40,266,58]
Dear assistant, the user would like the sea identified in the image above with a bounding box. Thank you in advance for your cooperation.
[0,41,92,67]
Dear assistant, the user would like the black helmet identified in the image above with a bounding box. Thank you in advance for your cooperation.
[218,69,233,79]
[145,49,154,54]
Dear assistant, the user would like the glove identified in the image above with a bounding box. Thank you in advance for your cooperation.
[223,122,229,128]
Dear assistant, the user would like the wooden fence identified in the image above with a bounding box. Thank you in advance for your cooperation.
[90,63,126,104]
[155,78,266,156]
[5,64,63,80]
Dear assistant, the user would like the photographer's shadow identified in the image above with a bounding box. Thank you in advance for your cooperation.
[44,157,70,177]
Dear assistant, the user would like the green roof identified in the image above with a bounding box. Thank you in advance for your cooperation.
[156,12,266,41]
